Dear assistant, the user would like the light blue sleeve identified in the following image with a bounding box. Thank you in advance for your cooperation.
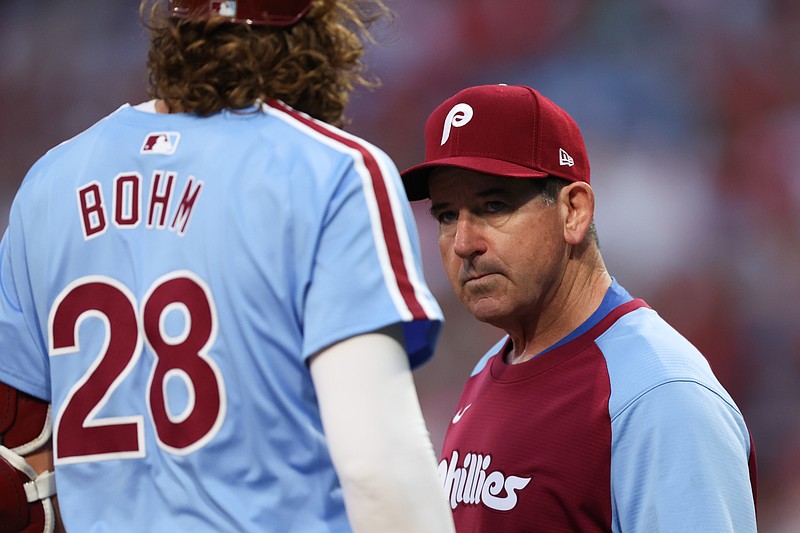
[301,147,442,367]
[599,307,756,532]
[0,202,50,400]
[609,381,756,532]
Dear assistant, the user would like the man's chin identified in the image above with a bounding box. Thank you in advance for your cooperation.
[463,298,507,325]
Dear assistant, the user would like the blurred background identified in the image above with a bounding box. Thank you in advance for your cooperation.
[1,0,798,529]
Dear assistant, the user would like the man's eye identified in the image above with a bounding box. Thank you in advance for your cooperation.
[485,201,505,213]
[435,211,457,224]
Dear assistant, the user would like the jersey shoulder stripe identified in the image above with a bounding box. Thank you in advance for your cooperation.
[262,99,437,322]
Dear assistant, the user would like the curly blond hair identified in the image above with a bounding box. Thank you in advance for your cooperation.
[140,0,389,126]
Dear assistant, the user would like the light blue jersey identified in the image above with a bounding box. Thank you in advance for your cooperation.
[0,100,443,531]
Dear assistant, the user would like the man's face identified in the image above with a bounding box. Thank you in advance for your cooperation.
[428,168,568,329]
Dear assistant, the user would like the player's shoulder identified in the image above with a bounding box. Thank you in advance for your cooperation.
[596,306,734,414]
[18,105,131,193]
[51,103,132,154]
[260,99,392,164]
[597,306,709,373]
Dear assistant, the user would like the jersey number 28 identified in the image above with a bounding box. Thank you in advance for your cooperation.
[48,271,226,464]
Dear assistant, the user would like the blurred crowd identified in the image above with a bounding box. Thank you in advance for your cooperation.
[2,1,798,530]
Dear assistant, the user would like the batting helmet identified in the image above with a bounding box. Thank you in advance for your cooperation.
[169,0,314,26]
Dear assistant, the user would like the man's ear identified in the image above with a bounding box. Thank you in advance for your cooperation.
[561,182,594,246]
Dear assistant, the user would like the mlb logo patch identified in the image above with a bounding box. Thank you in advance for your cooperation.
[141,132,180,155]
[212,1,237,17]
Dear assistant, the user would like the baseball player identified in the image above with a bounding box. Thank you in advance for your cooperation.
[0,1,455,531]
[400,84,758,532]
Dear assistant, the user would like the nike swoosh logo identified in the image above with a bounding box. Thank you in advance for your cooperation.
[452,404,472,424]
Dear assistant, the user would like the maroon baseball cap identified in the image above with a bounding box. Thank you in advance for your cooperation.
[401,84,590,200]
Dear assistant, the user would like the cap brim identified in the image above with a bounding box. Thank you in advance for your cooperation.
[400,156,549,201]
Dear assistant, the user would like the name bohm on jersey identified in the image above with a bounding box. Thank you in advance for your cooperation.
[439,449,531,512]
[76,170,204,240]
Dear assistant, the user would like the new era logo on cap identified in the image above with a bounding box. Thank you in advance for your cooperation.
[400,84,590,200]
[559,148,574,167]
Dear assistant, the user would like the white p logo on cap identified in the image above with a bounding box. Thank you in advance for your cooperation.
[441,103,474,145]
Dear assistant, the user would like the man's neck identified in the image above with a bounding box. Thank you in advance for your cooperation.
[505,262,611,365]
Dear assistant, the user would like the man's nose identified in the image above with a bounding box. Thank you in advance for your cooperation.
[453,214,487,259]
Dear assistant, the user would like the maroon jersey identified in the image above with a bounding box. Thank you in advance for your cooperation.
[438,289,756,532]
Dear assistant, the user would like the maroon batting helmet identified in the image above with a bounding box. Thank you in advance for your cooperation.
[169,0,314,26]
